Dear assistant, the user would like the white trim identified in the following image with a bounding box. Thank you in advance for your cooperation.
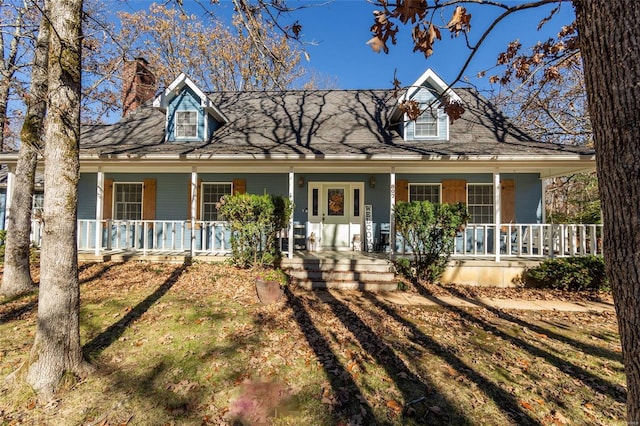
[493,171,501,262]
[467,182,494,224]
[401,68,461,103]
[288,168,294,259]
[190,170,197,257]
[5,170,14,228]
[113,181,144,221]
[153,73,228,124]
[175,110,199,139]
[200,181,232,221]
[95,170,104,256]
[408,182,441,203]
[390,168,396,255]
[413,107,440,139]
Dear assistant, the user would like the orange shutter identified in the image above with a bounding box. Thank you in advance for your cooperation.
[501,179,516,223]
[442,179,467,204]
[396,179,409,203]
[233,178,246,195]
[187,179,202,220]
[103,178,114,220]
[142,178,156,220]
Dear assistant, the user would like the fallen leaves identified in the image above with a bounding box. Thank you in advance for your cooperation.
[0,262,626,425]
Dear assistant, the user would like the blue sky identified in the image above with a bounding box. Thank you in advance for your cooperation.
[118,0,575,93]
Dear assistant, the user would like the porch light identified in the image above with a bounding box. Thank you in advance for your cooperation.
[298,176,305,187]
[369,176,376,188]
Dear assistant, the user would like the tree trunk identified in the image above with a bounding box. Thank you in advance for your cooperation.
[1,6,50,298]
[25,0,89,400]
[574,0,640,421]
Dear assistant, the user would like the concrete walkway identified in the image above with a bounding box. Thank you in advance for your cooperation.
[313,290,616,313]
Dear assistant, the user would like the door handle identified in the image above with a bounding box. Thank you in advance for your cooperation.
[322,214,325,224]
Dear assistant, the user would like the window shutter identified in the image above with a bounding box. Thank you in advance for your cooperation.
[187,179,202,220]
[396,179,409,203]
[442,179,467,204]
[501,179,516,223]
[103,178,114,221]
[233,178,246,195]
[142,178,156,220]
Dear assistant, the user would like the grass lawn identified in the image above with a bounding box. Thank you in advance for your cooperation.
[0,261,625,425]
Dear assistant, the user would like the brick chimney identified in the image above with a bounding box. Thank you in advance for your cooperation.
[122,57,157,117]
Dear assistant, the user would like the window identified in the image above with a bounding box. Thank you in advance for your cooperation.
[176,111,198,138]
[32,192,44,217]
[414,108,439,138]
[467,184,493,223]
[114,183,143,220]
[202,183,232,221]
[409,183,440,203]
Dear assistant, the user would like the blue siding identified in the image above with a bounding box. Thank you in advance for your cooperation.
[513,173,543,223]
[167,87,205,141]
[404,86,448,141]
[78,174,97,220]
[206,115,220,139]
[76,172,543,226]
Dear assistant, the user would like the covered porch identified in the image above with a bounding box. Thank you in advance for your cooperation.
[28,218,602,262]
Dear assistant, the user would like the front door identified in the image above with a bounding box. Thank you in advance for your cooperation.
[308,182,364,250]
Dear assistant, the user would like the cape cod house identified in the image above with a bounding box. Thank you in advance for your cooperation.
[0,59,600,286]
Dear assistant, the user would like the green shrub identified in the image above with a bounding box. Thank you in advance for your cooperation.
[522,255,608,291]
[393,201,469,283]
[217,193,292,268]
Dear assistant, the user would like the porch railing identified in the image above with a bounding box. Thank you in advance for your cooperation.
[28,220,603,259]
[396,223,603,258]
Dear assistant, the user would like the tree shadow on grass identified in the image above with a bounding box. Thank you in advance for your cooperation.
[284,287,376,424]
[0,298,37,324]
[320,290,475,425]
[411,281,626,404]
[444,286,622,363]
[83,263,188,359]
[79,262,120,285]
[361,292,542,425]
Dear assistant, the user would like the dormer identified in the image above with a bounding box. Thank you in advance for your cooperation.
[390,69,460,142]
[153,73,228,142]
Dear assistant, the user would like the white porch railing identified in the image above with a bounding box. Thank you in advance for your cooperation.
[28,220,603,259]
[396,223,603,258]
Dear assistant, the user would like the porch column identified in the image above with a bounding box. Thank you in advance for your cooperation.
[190,168,198,257]
[5,167,14,229]
[390,167,396,256]
[288,168,294,259]
[493,170,502,262]
[95,169,104,255]
[541,178,547,223]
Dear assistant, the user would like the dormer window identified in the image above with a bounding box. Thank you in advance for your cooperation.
[176,111,198,138]
[414,108,439,138]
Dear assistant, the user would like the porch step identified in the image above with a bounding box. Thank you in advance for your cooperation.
[281,252,398,291]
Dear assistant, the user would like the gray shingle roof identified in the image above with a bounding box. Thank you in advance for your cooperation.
[79,87,594,158]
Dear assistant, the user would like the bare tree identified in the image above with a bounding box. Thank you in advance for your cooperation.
[0,0,33,151]
[1,0,48,298]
